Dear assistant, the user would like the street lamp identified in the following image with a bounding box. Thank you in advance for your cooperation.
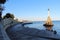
[0,0,6,21]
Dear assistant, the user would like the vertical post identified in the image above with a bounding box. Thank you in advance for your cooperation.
[0,0,6,21]
[0,12,2,21]
[0,4,3,21]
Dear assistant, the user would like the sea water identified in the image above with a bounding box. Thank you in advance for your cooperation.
[25,21,60,35]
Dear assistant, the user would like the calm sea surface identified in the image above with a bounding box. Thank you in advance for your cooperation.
[25,21,60,35]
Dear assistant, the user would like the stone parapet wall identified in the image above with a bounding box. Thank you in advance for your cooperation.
[2,18,19,29]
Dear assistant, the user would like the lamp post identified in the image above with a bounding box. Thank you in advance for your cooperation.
[0,0,6,21]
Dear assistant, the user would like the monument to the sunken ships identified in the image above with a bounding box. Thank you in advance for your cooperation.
[43,9,53,30]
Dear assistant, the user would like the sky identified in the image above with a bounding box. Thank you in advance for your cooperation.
[3,0,60,21]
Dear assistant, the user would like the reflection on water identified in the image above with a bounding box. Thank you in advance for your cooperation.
[25,21,60,35]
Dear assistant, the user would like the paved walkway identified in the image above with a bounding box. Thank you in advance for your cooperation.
[6,23,60,40]
[0,22,10,40]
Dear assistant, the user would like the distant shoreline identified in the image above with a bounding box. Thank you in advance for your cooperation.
[32,20,60,22]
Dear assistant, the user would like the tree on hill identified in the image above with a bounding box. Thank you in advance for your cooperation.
[3,13,14,19]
